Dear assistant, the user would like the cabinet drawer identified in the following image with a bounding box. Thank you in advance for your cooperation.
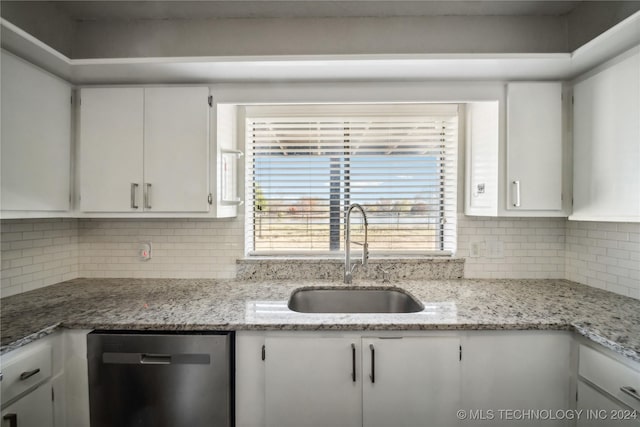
[579,344,640,410]
[1,343,52,406]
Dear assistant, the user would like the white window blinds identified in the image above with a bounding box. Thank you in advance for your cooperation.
[245,105,458,255]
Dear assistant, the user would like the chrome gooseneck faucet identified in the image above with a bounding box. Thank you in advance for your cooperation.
[344,203,369,284]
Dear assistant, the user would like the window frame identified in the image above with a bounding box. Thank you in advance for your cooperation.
[243,103,459,257]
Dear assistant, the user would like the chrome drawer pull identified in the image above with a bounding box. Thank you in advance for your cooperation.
[19,368,40,381]
[621,386,640,402]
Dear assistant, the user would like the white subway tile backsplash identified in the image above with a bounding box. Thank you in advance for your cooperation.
[566,221,640,298]
[2,213,639,300]
[459,215,566,280]
[76,217,244,279]
[0,219,79,296]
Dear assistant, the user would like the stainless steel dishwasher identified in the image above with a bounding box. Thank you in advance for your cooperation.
[87,331,233,427]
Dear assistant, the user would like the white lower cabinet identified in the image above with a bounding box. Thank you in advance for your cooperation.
[362,336,461,427]
[1,383,53,427]
[257,333,462,427]
[238,331,576,427]
[0,330,91,427]
[577,343,640,426]
[577,382,640,427]
[0,334,59,427]
[264,337,362,427]
[461,331,573,426]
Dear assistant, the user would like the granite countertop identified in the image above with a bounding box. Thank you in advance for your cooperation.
[1,278,640,363]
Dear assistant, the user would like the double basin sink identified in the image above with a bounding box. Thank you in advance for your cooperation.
[287,287,424,314]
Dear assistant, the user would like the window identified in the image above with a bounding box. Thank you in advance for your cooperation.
[244,104,458,255]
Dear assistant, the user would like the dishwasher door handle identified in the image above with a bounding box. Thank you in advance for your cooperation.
[141,354,172,364]
[102,352,210,365]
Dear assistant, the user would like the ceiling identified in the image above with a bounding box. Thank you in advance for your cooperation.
[51,1,584,21]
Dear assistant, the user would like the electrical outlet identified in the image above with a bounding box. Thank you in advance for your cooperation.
[139,242,152,261]
[469,241,483,258]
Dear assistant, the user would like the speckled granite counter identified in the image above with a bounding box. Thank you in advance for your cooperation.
[1,278,639,363]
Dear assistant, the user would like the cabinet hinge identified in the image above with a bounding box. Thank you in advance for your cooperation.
[208,193,213,205]
[52,386,55,401]
[571,95,574,105]
[459,345,462,361]
[70,95,73,105]
[208,95,213,107]
[261,345,266,361]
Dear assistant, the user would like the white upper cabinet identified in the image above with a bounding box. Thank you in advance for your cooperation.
[465,101,500,216]
[572,47,640,222]
[465,84,568,217]
[79,88,144,212]
[506,82,563,211]
[1,51,71,215]
[79,86,211,214]
[143,87,210,212]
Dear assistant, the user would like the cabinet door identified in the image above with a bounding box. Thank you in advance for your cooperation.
[1,383,53,427]
[1,51,71,212]
[144,87,210,212]
[362,337,461,427]
[577,381,640,427]
[264,337,362,427]
[572,49,640,221]
[79,88,144,212]
[462,331,572,426]
[506,82,563,211]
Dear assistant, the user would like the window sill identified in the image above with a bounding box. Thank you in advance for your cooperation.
[236,257,465,281]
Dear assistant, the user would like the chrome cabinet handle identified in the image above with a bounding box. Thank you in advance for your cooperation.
[144,183,152,209]
[512,180,521,207]
[369,344,375,384]
[621,386,640,402]
[19,368,40,381]
[351,343,356,382]
[130,183,139,209]
[3,414,17,427]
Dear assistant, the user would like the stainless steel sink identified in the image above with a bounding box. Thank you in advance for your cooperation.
[288,287,424,313]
